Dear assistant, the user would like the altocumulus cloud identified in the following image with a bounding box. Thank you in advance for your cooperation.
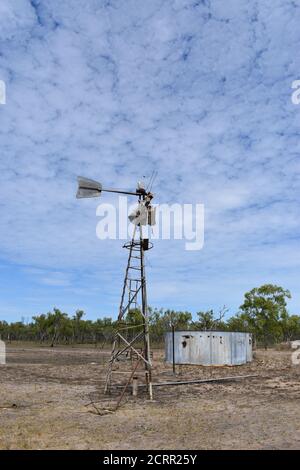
[0,0,300,320]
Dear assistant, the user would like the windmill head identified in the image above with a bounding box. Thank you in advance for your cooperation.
[76,176,156,226]
[128,201,156,226]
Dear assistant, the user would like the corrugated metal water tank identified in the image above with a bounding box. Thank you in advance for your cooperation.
[165,331,252,366]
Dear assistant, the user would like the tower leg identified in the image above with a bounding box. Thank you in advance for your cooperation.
[139,225,153,400]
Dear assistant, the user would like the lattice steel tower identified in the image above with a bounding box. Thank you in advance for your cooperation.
[76,177,156,402]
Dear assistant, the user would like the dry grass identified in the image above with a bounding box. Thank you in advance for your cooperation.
[0,345,300,449]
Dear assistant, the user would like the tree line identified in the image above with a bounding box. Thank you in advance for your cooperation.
[1,284,299,348]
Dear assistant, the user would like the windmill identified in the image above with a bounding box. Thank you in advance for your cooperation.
[76,176,156,402]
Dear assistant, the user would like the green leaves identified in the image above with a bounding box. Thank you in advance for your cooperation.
[239,284,293,347]
[1,284,299,347]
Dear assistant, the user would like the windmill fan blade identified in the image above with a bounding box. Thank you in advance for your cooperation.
[128,204,148,225]
[148,206,156,226]
[76,176,102,198]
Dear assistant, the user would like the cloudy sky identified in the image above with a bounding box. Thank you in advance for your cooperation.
[0,0,299,322]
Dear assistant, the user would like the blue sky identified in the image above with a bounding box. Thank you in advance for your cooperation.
[0,0,300,322]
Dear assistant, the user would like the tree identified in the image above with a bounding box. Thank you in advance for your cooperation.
[239,284,291,348]
[0,320,9,341]
[194,306,228,331]
[2,294,299,348]
[94,317,115,348]
[280,313,300,342]
[46,308,69,347]
[32,314,48,343]
[226,314,251,333]
[148,308,193,343]
[125,308,143,326]
[72,310,85,343]
[161,309,192,330]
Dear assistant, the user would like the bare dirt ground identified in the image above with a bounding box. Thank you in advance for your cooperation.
[0,344,300,450]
